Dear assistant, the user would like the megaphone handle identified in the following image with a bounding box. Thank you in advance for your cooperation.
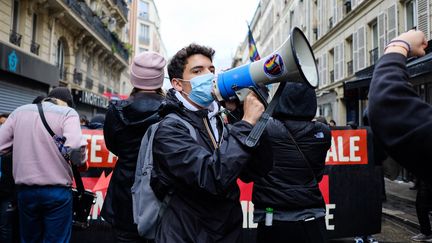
[249,86,268,108]
[245,81,287,148]
[245,113,270,147]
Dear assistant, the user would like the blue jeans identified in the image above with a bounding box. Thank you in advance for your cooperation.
[17,186,72,243]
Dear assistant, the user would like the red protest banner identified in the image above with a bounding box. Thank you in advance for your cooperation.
[82,129,118,168]
[325,129,368,165]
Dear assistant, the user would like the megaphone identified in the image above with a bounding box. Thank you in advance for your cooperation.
[213,27,318,102]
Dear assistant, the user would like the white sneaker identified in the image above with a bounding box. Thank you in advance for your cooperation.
[411,233,432,242]
[366,235,378,243]
[354,237,364,243]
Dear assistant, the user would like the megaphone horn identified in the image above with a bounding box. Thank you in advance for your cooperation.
[213,27,319,102]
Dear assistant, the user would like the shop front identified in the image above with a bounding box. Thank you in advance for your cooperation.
[0,42,59,113]
[72,89,109,119]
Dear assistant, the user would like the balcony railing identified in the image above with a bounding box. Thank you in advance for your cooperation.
[9,30,22,47]
[329,17,333,29]
[73,69,83,85]
[30,41,40,55]
[110,0,128,19]
[330,70,335,83]
[86,77,93,90]
[63,0,129,62]
[369,47,379,65]
[347,60,353,76]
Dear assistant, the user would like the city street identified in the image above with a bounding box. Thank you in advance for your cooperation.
[1,0,432,242]
[331,216,417,243]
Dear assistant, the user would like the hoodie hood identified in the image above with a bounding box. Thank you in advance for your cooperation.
[273,83,317,121]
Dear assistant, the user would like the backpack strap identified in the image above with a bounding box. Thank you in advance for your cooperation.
[37,103,86,192]
[165,113,197,140]
[154,113,197,218]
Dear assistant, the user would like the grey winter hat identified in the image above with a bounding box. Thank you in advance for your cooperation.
[47,87,74,107]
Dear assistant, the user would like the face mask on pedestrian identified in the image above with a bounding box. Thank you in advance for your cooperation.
[179,73,215,108]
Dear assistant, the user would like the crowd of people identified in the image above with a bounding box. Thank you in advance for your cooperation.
[0,29,431,243]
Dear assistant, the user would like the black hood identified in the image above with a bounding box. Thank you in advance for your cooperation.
[273,83,317,121]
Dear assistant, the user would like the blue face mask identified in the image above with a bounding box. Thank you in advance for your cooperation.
[181,73,215,108]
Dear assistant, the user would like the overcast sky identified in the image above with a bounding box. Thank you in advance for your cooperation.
[155,0,260,72]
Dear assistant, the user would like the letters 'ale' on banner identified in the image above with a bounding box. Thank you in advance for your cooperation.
[75,127,382,242]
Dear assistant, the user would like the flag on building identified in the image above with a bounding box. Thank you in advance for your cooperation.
[248,24,260,62]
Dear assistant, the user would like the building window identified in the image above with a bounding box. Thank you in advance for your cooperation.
[122,81,126,94]
[329,49,335,83]
[30,14,40,55]
[87,56,93,81]
[57,40,65,80]
[9,0,21,46]
[289,10,294,30]
[405,0,417,30]
[345,36,353,76]
[11,0,19,32]
[319,103,333,122]
[98,84,105,94]
[138,24,150,45]
[369,20,379,65]
[138,1,149,20]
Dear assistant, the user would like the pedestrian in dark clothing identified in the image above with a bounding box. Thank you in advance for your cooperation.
[329,119,336,127]
[0,152,19,243]
[368,30,432,185]
[80,115,89,128]
[87,115,105,129]
[102,51,166,243]
[315,116,328,126]
[347,121,358,129]
[252,83,331,243]
[411,180,432,242]
[151,44,272,243]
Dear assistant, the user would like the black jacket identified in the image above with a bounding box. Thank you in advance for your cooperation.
[368,53,432,184]
[252,83,331,211]
[152,89,272,243]
[101,92,164,231]
[0,152,14,198]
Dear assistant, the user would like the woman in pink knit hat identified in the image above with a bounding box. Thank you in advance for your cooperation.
[101,51,166,243]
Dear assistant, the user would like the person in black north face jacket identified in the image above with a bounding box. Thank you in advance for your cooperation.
[252,82,331,243]
[102,51,166,243]
[151,44,272,243]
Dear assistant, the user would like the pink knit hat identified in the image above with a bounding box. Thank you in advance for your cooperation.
[130,51,166,90]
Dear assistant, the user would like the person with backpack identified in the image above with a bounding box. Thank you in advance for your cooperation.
[150,44,272,243]
[102,51,166,243]
[252,83,331,243]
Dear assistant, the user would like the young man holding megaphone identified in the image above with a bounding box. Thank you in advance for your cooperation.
[150,43,273,243]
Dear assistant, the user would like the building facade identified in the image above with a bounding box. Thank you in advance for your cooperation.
[234,0,432,126]
[0,0,130,117]
[126,0,167,92]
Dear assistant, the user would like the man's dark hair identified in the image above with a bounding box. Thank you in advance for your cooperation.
[168,44,215,80]
[0,113,10,119]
